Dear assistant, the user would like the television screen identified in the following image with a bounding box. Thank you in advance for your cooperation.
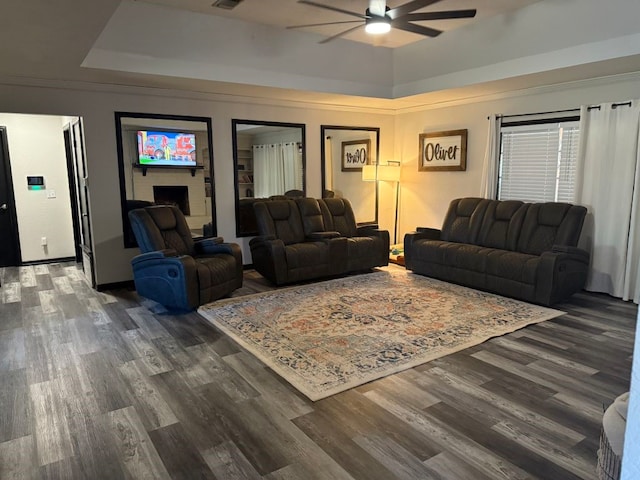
[137,131,197,166]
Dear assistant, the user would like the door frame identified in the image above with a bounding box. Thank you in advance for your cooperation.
[63,124,83,263]
[0,126,21,267]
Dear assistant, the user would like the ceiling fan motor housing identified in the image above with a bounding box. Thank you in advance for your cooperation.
[364,6,391,33]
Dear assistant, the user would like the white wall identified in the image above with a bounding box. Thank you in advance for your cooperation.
[0,113,75,262]
[2,70,639,283]
[0,79,395,284]
[393,73,640,239]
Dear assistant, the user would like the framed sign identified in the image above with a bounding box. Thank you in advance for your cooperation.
[341,139,370,172]
[418,129,467,172]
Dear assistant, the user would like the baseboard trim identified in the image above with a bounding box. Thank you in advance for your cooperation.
[21,257,76,266]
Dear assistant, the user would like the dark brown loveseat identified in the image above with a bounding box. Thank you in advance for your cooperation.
[250,197,389,285]
[404,197,589,306]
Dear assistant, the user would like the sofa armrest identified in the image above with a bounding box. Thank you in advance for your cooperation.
[131,250,179,266]
[130,252,198,310]
[415,227,442,240]
[362,228,390,265]
[536,249,590,305]
[356,225,387,237]
[194,236,223,248]
[404,228,441,271]
[356,223,379,232]
[131,251,195,269]
[194,237,240,259]
[307,231,342,240]
[249,236,288,284]
[551,245,590,262]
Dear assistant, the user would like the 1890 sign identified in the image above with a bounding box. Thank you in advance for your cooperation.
[418,129,467,172]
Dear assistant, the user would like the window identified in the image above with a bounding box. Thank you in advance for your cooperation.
[497,120,580,203]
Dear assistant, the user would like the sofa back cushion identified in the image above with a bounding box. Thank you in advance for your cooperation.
[296,198,327,236]
[129,205,195,255]
[517,203,587,255]
[441,198,490,244]
[320,198,358,237]
[476,200,527,250]
[254,200,305,245]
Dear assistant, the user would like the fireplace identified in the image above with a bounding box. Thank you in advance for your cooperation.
[153,186,190,215]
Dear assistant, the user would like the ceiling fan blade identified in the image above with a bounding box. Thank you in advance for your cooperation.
[388,0,443,20]
[319,24,365,44]
[403,9,477,21]
[287,20,363,30]
[297,1,368,20]
[391,20,442,37]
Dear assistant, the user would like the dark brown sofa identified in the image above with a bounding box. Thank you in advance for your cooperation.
[250,197,389,285]
[404,197,589,306]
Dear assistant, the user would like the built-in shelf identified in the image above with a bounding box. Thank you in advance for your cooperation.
[133,163,204,177]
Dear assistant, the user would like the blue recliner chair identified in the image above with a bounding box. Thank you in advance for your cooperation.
[128,205,243,312]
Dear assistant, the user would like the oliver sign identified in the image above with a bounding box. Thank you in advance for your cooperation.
[418,129,467,172]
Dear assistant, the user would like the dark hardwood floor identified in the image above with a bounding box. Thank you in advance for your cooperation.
[0,262,636,479]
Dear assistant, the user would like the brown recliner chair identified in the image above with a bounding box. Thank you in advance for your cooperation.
[319,197,390,271]
[128,205,243,311]
[249,199,347,285]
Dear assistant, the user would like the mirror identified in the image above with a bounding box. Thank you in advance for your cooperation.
[115,112,216,248]
[321,125,379,224]
[232,120,306,237]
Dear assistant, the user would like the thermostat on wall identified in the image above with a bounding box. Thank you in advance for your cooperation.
[27,176,45,190]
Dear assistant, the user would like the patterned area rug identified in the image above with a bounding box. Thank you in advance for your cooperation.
[198,268,563,401]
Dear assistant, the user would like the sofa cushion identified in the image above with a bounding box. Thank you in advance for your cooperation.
[441,198,490,244]
[254,200,305,245]
[296,198,327,235]
[285,242,328,267]
[131,205,194,255]
[320,198,358,237]
[517,203,587,255]
[486,250,540,285]
[477,200,527,251]
[412,239,489,273]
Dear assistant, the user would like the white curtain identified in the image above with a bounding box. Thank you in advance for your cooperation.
[253,144,284,198]
[253,143,302,198]
[282,142,302,192]
[480,114,502,199]
[576,101,640,303]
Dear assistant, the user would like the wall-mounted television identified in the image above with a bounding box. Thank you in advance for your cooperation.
[136,130,197,167]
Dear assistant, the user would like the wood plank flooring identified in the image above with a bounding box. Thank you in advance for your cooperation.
[0,263,636,479]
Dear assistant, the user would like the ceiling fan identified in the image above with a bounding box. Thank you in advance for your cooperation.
[288,0,477,44]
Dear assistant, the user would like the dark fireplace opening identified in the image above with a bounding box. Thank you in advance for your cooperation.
[153,185,190,215]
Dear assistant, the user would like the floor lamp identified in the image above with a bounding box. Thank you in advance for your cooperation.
[374,161,401,245]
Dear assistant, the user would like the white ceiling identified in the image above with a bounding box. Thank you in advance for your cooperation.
[3,0,640,110]
[139,0,543,48]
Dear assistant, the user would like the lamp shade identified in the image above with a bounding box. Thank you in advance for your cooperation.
[362,165,377,182]
[377,164,400,182]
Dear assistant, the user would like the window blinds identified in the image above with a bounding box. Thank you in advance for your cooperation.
[498,121,579,203]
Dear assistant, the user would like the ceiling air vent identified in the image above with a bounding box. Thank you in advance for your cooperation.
[212,0,244,9]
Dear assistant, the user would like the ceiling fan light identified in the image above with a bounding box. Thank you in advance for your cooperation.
[365,20,391,34]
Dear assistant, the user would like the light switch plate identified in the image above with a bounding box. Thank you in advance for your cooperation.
[47,190,56,198]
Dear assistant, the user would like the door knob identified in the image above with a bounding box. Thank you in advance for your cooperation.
[0,203,7,210]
